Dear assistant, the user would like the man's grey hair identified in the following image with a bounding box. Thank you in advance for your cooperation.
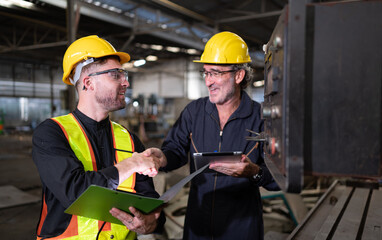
[231,63,254,90]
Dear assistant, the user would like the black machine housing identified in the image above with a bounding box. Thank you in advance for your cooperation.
[262,1,382,193]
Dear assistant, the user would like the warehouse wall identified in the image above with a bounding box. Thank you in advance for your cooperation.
[131,58,207,99]
[0,61,68,131]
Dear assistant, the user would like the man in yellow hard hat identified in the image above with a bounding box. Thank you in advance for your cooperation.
[32,35,165,239]
[146,31,280,239]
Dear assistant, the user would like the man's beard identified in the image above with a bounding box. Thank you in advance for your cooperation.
[209,77,236,105]
[95,92,126,112]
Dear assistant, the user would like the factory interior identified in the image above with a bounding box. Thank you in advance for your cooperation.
[0,0,381,239]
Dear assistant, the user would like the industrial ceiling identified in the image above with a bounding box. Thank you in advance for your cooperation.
[0,0,288,69]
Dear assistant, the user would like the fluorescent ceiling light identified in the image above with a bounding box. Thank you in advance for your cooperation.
[140,44,150,49]
[0,0,34,8]
[122,62,134,69]
[253,80,265,88]
[146,55,158,61]
[133,59,146,67]
[122,62,138,72]
[186,49,198,55]
[0,1,12,7]
[124,12,135,18]
[150,44,163,51]
[166,46,180,53]
[108,6,122,13]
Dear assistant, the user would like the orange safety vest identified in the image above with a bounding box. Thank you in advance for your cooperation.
[37,113,137,240]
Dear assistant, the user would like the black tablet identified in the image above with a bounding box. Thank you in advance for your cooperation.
[193,151,242,170]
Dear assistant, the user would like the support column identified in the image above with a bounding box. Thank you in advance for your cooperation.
[66,0,77,111]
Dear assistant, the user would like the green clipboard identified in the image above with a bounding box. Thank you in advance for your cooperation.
[64,164,209,225]
[64,185,164,225]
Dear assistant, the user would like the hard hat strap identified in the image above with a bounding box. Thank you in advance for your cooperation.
[70,58,97,85]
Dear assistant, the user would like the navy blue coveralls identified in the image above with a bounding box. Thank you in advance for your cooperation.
[161,91,279,240]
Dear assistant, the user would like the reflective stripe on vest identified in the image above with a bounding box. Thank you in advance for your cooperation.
[37,113,136,240]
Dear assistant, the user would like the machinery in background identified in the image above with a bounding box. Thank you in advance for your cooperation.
[259,0,382,193]
[118,93,187,146]
[256,1,382,239]
[127,94,164,144]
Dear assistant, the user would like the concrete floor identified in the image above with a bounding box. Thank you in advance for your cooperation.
[0,134,294,240]
[0,134,41,239]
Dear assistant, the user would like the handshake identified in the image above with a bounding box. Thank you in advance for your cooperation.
[115,148,167,184]
[110,147,168,234]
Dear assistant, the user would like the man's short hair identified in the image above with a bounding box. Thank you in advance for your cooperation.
[231,63,254,89]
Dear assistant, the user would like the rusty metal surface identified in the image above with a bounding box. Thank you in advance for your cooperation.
[288,180,382,240]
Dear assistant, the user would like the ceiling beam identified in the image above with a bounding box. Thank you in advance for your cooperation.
[150,0,215,25]
[0,41,67,53]
[39,0,207,50]
[217,10,282,23]
[0,11,66,32]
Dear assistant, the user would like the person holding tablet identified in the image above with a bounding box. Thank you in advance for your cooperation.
[146,31,280,239]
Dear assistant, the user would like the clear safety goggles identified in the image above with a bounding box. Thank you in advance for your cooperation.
[88,68,128,83]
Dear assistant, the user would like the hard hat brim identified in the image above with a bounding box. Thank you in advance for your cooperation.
[193,59,251,64]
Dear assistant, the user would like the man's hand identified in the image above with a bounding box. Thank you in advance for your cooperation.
[115,152,161,184]
[143,148,167,168]
[109,207,161,234]
[209,154,260,178]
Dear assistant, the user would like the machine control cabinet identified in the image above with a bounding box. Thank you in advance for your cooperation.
[262,1,382,193]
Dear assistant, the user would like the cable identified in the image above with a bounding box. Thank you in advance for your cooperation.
[96,221,106,240]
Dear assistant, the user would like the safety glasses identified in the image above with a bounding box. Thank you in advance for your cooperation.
[200,69,237,79]
[88,68,128,82]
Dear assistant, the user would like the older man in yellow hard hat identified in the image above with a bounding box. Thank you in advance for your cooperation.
[145,31,280,239]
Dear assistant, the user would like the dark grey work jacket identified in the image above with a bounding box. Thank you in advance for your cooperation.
[162,91,279,240]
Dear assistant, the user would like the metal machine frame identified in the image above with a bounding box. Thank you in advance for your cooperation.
[261,1,382,193]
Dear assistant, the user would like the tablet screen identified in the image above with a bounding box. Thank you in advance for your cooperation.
[193,151,242,170]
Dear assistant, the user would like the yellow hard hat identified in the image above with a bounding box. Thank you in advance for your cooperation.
[194,31,251,64]
[62,35,130,85]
